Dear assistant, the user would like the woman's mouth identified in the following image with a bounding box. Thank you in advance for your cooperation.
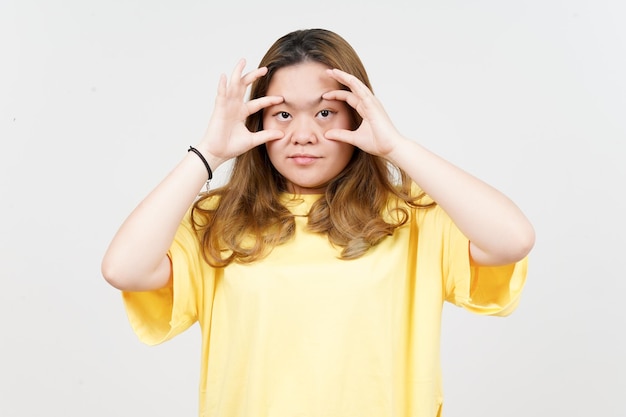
[289,154,319,165]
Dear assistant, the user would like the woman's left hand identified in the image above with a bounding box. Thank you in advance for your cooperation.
[322,68,403,158]
[324,70,535,266]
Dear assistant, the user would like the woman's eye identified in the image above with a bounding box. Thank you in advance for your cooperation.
[278,111,291,120]
[318,109,332,118]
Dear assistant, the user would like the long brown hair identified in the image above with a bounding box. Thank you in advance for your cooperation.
[192,28,427,267]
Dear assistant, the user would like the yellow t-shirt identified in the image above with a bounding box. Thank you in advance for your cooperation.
[123,193,527,417]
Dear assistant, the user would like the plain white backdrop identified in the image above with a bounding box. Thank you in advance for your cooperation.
[1,0,625,416]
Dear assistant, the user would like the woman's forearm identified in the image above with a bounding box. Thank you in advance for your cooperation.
[101,152,216,291]
[388,136,535,266]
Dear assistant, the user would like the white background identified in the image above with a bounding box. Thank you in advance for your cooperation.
[1,0,625,416]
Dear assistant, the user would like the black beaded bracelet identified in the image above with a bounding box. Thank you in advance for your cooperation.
[188,146,213,181]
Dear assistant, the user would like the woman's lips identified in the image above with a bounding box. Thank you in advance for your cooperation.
[289,154,319,165]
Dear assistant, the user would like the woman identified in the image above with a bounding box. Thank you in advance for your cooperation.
[102,28,535,417]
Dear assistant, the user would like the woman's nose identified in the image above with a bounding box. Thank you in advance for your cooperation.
[289,118,318,145]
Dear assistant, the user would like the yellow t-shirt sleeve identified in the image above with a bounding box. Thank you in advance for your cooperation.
[122,213,211,345]
[442,208,528,317]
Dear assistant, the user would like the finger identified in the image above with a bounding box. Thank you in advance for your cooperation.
[241,66,269,86]
[216,73,227,97]
[246,95,284,115]
[322,89,360,110]
[324,128,357,145]
[326,68,372,98]
[222,59,249,98]
[229,58,247,83]
[252,129,285,146]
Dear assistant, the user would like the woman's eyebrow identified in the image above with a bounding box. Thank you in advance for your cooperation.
[278,95,327,110]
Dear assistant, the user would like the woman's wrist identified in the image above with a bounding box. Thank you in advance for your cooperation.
[188,146,213,181]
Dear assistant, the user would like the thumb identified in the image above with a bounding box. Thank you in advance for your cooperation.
[254,129,285,145]
[325,128,356,145]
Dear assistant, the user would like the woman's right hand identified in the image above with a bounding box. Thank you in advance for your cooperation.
[101,59,284,291]
[195,59,284,169]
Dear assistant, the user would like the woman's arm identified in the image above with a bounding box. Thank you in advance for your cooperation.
[387,138,535,266]
[324,69,535,266]
[101,155,213,291]
[101,60,284,291]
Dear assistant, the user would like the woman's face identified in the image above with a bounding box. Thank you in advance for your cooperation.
[263,61,355,194]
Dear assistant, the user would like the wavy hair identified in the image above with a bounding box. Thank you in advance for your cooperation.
[191,28,429,267]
